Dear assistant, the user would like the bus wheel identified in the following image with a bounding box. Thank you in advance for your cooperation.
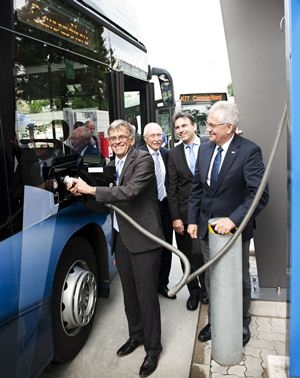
[52,237,99,361]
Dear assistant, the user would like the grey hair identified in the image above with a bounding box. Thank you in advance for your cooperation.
[72,126,92,143]
[143,122,162,137]
[108,119,136,138]
[208,101,240,130]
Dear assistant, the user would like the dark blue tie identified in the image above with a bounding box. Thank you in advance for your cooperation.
[210,146,223,188]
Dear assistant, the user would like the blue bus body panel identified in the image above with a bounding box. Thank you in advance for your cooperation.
[0,200,113,378]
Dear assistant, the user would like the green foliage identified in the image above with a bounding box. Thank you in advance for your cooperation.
[29,100,51,113]
[227,83,234,97]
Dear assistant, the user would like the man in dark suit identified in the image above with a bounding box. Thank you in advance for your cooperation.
[141,122,176,300]
[187,101,269,346]
[167,112,208,311]
[70,126,99,165]
[84,119,99,149]
[67,120,164,378]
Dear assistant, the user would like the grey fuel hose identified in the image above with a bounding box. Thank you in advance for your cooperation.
[107,203,191,296]
[107,103,287,297]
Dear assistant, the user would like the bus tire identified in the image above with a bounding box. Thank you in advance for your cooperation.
[51,237,99,362]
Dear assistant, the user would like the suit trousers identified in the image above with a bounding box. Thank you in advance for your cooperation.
[114,233,163,357]
[175,227,206,296]
[158,198,173,289]
[201,238,251,327]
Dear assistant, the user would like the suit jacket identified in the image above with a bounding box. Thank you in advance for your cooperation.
[188,134,269,241]
[167,137,207,224]
[83,143,99,155]
[94,148,164,253]
[75,143,99,166]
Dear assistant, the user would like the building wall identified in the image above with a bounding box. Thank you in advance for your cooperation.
[220,0,288,289]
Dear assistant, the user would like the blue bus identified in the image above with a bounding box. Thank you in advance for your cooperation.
[0,1,174,377]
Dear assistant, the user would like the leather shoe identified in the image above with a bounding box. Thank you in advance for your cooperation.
[200,291,209,305]
[158,286,176,299]
[198,323,211,342]
[139,355,159,377]
[243,326,251,346]
[186,293,200,311]
[117,338,142,357]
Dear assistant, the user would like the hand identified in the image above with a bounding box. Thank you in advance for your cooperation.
[210,217,236,235]
[172,219,184,235]
[68,177,94,196]
[187,224,198,239]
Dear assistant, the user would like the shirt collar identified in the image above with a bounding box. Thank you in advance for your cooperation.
[184,136,200,148]
[115,153,128,165]
[147,146,160,155]
[216,135,234,154]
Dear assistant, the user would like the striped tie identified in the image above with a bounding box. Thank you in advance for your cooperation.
[153,152,166,201]
[113,159,124,231]
[116,159,124,185]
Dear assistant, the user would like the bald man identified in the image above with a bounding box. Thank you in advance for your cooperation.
[70,126,99,165]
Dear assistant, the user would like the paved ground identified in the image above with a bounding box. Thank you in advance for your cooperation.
[41,256,199,378]
[190,300,288,378]
[41,251,289,378]
[189,255,289,378]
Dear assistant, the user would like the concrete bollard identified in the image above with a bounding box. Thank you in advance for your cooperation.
[208,218,243,366]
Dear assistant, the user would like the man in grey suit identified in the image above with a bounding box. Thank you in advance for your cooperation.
[167,112,208,311]
[187,101,269,346]
[67,120,164,378]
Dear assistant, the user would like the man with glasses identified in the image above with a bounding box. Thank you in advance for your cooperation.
[67,119,164,377]
[187,101,269,346]
[167,112,208,312]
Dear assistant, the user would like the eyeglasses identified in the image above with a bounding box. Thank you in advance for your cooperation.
[108,135,130,143]
[205,122,228,129]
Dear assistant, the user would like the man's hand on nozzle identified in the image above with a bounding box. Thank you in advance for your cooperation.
[67,177,96,196]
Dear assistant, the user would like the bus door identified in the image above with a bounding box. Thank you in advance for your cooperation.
[108,69,155,147]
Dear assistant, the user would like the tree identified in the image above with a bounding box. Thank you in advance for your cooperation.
[227,83,234,97]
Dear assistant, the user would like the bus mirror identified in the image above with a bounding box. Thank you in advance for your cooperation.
[151,67,175,107]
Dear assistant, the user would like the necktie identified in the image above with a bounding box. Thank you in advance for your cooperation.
[41,161,47,180]
[116,159,124,185]
[210,146,223,188]
[113,159,124,231]
[187,144,196,174]
[153,152,166,201]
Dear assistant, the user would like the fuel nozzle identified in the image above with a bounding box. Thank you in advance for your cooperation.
[62,175,75,187]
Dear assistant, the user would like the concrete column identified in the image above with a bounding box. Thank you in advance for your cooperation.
[209,218,243,366]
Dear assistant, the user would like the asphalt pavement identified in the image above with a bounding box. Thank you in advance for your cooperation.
[41,255,199,378]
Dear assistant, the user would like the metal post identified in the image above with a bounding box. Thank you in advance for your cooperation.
[208,218,243,366]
